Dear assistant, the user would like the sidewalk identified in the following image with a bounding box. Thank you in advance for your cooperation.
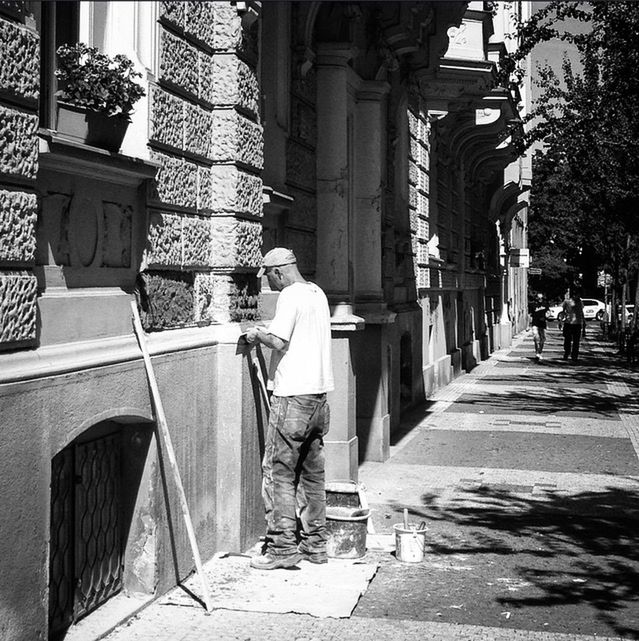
[103,324,639,641]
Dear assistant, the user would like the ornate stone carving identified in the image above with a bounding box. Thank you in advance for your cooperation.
[184,102,213,158]
[210,110,263,169]
[149,150,198,209]
[147,211,182,267]
[210,218,262,268]
[182,215,211,267]
[0,19,39,102]
[140,270,194,330]
[198,50,215,105]
[159,27,198,97]
[102,202,132,268]
[0,270,37,343]
[149,86,183,150]
[38,192,72,266]
[39,192,133,269]
[0,189,37,264]
[0,105,38,179]
[209,165,262,216]
[197,165,213,211]
[185,0,216,49]
[160,1,185,30]
[210,55,260,117]
[211,2,242,52]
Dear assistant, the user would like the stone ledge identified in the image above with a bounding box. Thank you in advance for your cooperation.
[0,322,245,384]
[39,132,159,186]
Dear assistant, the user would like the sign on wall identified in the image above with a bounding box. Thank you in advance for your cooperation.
[509,248,530,268]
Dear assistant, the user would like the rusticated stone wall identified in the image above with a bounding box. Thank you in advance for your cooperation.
[146,1,263,330]
[0,2,39,350]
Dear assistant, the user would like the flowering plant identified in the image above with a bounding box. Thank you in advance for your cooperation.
[55,43,145,118]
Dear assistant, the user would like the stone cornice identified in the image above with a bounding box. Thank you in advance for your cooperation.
[0,323,244,385]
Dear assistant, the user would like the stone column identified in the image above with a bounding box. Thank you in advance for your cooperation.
[352,81,394,462]
[315,43,364,480]
[315,43,352,303]
[353,80,389,306]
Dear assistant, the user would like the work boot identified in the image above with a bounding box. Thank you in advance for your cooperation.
[250,551,302,570]
[298,547,328,564]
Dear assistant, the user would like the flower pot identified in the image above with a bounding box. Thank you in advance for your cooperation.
[55,103,130,152]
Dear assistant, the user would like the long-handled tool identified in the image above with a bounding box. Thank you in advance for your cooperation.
[130,302,212,612]
[252,351,270,417]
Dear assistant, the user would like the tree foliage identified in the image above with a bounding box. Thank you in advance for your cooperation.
[508,1,639,322]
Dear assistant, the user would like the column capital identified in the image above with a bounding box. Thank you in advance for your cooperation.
[316,42,354,67]
[356,80,391,102]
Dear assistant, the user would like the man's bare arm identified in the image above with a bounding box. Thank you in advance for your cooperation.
[246,326,287,351]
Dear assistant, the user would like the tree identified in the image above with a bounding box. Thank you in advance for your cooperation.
[507,1,639,331]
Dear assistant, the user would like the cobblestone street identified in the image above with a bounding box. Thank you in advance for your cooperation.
[101,323,639,641]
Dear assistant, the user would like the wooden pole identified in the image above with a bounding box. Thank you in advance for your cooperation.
[252,351,270,417]
[130,302,212,612]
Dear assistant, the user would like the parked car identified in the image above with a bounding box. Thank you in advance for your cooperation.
[582,298,606,321]
[546,304,563,321]
[545,298,606,321]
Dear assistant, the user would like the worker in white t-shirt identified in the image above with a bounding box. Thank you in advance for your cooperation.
[246,247,334,570]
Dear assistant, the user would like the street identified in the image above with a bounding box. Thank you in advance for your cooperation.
[100,322,639,641]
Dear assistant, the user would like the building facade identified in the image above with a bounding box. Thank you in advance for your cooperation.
[0,2,530,639]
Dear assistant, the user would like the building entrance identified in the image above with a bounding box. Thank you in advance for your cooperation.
[48,419,153,640]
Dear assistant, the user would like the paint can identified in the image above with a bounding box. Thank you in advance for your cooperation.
[326,506,370,559]
[393,523,428,563]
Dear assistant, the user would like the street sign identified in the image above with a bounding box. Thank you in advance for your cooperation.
[528,267,542,275]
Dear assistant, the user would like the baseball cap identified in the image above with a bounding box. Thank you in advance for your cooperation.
[256,247,297,278]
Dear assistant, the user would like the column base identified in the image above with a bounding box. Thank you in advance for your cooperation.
[325,437,359,482]
[357,413,390,463]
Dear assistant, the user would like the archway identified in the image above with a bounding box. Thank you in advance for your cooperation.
[48,418,154,640]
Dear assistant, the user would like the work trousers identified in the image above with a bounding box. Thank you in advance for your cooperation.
[563,323,582,360]
[262,393,330,556]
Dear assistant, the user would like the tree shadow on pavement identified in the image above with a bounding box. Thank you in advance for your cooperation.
[408,483,639,638]
[447,386,639,417]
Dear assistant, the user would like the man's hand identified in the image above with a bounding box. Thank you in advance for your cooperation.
[246,327,261,344]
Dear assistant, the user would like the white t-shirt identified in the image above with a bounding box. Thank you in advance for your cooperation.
[266,282,334,396]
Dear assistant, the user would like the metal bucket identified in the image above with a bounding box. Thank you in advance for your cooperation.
[393,523,428,562]
[326,506,370,559]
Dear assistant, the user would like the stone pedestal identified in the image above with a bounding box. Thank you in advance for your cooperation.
[325,330,359,482]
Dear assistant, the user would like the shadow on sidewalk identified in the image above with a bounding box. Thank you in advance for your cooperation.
[395,483,639,638]
[446,387,639,418]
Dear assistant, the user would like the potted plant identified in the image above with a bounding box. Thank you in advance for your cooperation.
[54,43,146,152]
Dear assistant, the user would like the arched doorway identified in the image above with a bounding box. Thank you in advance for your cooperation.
[48,419,154,640]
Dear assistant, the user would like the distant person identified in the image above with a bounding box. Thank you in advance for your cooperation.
[529,292,549,360]
[561,288,586,361]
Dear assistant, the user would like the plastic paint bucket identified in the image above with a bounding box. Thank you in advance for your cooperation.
[326,506,370,559]
[393,523,428,563]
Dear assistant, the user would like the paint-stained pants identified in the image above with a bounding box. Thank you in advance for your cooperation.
[262,393,330,556]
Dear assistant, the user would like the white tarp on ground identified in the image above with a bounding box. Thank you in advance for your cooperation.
[159,549,379,619]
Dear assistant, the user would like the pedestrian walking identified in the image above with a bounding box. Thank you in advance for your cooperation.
[561,287,586,361]
[529,292,549,360]
[245,248,334,570]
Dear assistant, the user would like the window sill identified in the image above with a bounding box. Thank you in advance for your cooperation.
[38,130,159,186]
